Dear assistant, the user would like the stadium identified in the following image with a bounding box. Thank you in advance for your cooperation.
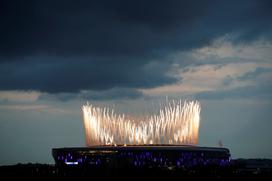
[52,145,230,168]
[52,101,230,169]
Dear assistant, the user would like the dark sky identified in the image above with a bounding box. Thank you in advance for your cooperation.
[0,0,272,164]
[1,0,271,93]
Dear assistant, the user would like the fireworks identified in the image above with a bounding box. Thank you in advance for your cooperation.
[82,100,201,146]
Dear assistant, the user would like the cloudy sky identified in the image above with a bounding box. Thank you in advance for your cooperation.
[0,0,272,165]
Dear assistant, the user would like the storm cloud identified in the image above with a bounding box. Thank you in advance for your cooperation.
[0,0,272,93]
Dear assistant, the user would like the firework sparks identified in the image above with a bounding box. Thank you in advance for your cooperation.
[82,100,201,146]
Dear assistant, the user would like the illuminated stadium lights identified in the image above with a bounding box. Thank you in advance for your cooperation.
[52,146,231,168]
[65,161,79,165]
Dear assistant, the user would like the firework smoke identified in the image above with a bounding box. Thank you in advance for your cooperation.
[82,100,201,146]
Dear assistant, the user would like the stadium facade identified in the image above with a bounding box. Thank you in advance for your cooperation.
[52,145,230,168]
